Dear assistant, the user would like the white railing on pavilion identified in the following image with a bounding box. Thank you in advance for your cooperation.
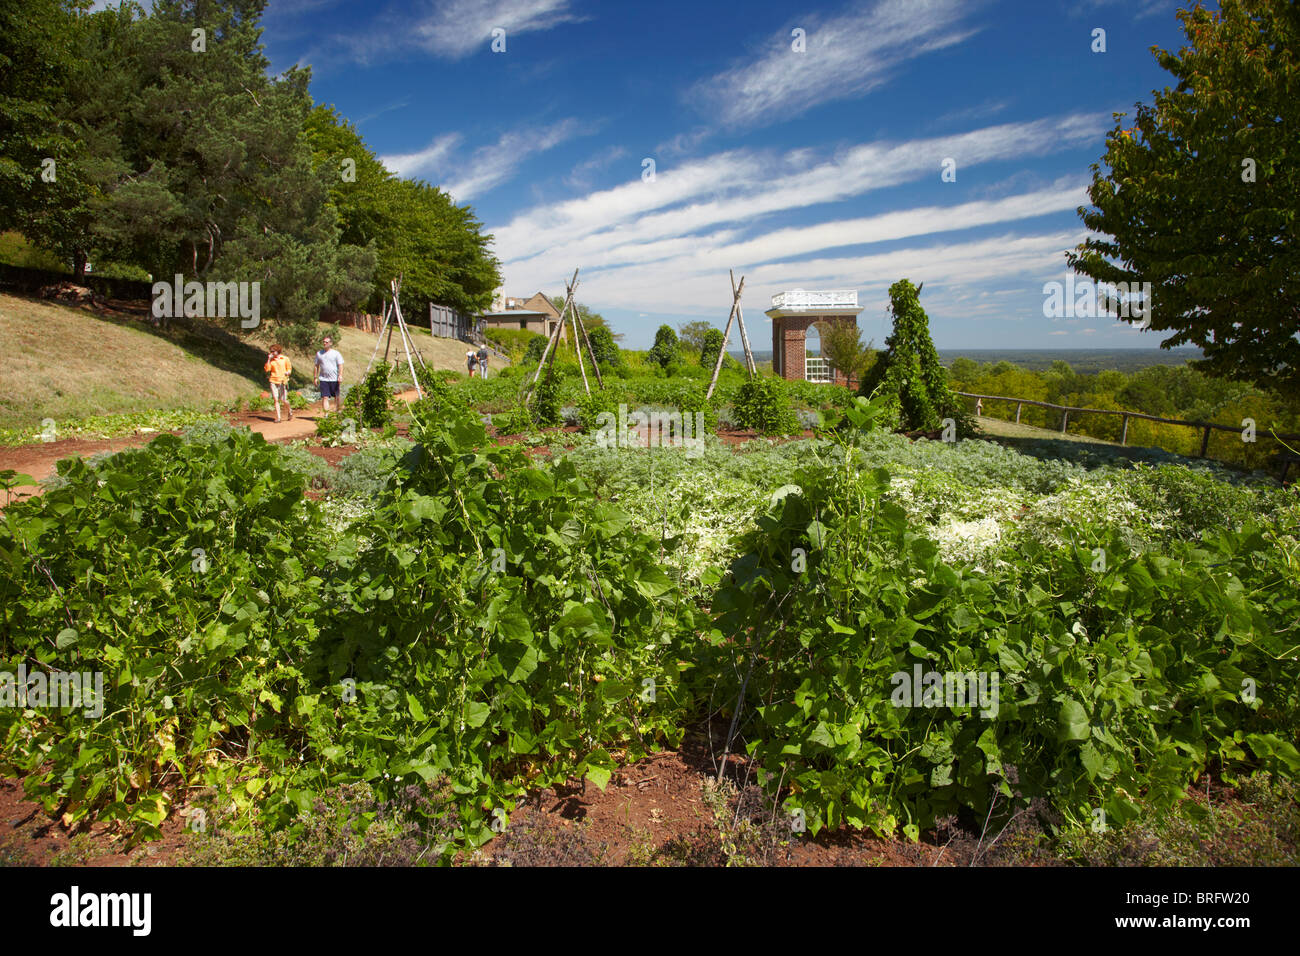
[805,356,835,383]
[771,289,858,310]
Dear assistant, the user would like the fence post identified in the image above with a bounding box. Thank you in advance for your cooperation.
[1060,410,1069,434]
[1120,415,1129,446]
[1200,424,1211,458]
[1015,402,1022,424]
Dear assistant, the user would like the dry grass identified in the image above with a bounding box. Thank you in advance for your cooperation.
[0,293,505,429]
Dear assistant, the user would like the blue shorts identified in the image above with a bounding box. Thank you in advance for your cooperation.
[319,380,339,398]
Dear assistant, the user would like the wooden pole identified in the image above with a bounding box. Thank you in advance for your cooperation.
[569,293,591,397]
[526,269,579,402]
[1060,410,1069,434]
[731,270,756,379]
[1200,424,1211,458]
[1015,402,1022,424]
[1120,414,1130,446]
[573,304,605,389]
[706,274,746,400]
[363,299,391,379]
[391,279,423,399]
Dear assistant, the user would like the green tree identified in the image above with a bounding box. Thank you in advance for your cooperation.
[1068,0,1300,393]
[677,320,712,354]
[587,325,620,368]
[524,334,548,365]
[649,324,679,371]
[858,279,973,435]
[548,297,619,341]
[816,319,875,388]
[700,328,725,369]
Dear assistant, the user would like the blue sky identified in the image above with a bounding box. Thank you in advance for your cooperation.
[107,0,1194,350]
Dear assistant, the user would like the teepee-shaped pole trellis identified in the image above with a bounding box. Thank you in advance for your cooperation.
[526,269,578,400]
[523,268,607,406]
[705,270,755,400]
[569,289,591,397]
[363,276,427,399]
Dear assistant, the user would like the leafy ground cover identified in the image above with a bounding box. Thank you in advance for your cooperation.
[1,387,1296,865]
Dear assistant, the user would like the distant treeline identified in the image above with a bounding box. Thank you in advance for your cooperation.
[947,357,1299,471]
[939,349,1202,376]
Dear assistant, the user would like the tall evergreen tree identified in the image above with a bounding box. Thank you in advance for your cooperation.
[859,279,973,435]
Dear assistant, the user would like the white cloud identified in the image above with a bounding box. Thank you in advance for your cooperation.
[412,0,584,59]
[443,118,587,200]
[379,133,462,178]
[302,0,584,70]
[693,0,984,130]
[494,113,1105,269]
[564,144,630,189]
[380,119,586,200]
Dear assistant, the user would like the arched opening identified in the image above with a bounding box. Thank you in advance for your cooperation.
[805,322,832,383]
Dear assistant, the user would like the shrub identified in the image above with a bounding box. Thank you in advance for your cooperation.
[345,364,394,428]
[315,412,357,447]
[524,336,548,366]
[493,404,534,436]
[586,326,621,370]
[531,371,563,427]
[330,442,413,498]
[649,325,679,372]
[731,376,801,435]
[700,328,725,370]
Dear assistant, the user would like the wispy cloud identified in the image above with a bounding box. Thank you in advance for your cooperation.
[380,133,463,179]
[564,144,630,190]
[444,118,588,201]
[379,118,587,199]
[693,0,984,130]
[413,0,585,58]
[307,0,585,68]
[495,113,1107,268]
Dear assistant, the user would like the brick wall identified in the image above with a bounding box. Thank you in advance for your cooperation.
[773,313,858,385]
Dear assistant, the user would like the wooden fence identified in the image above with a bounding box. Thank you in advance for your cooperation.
[957,391,1300,473]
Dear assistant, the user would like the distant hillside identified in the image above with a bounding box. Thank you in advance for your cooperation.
[730,348,1202,376]
[938,348,1202,375]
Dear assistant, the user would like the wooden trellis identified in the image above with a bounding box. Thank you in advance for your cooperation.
[705,269,757,400]
[363,276,427,398]
[524,268,605,406]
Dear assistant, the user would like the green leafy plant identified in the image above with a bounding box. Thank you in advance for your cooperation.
[731,376,801,436]
[315,412,357,447]
[345,364,394,428]
[530,371,563,427]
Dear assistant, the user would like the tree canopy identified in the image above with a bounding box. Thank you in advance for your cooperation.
[1068,0,1299,394]
[2,0,499,345]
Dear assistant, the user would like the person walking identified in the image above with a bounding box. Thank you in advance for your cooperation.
[315,335,344,412]
[466,349,478,379]
[264,345,294,423]
[477,344,489,379]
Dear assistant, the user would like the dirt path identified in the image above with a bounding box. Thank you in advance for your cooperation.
[0,408,326,506]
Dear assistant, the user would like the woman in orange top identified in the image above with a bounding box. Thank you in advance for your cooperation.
[264,345,294,422]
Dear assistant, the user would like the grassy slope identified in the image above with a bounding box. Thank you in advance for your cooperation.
[973,414,1119,445]
[0,293,504,429]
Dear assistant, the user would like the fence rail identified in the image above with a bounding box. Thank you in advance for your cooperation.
[956,391,1300,461]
